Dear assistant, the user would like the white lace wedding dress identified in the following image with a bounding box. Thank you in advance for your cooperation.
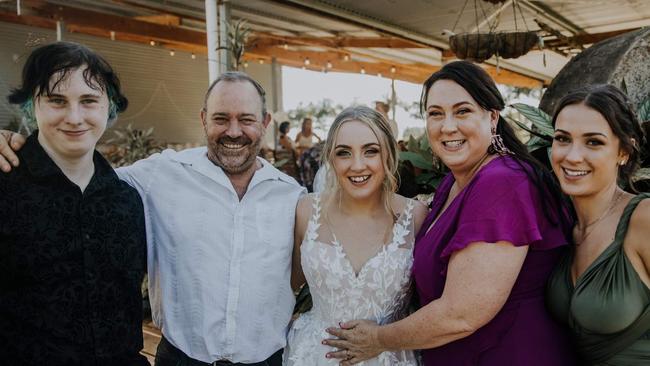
[284,194,419,365]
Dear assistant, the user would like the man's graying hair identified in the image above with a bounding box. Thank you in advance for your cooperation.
[202,71,267,117]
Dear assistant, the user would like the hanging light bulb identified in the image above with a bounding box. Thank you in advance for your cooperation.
[259,58,264,64]
[360,67,366,74]
[191,53,196,59]
[149,40,156,46]
[283,43,289,50]
[343,54,350,61]
[326,61,332,69]
[169,50,175,56]
[243,61,249,68]
[390,66,396,74]
[110,31,116,41]
[377,73,382,78]
[304,57,310,66]
[301,66,306,70]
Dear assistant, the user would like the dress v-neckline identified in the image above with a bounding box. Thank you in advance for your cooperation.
[331,228,396,279]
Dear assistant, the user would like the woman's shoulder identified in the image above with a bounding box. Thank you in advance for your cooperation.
[392,193,428,231]
[627,194,650,248]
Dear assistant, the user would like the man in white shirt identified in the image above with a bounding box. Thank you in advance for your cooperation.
[0,72,305,366]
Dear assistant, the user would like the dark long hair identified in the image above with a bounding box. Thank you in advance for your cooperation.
[421,60,573,233]
[8,41,128,124]
[551,84,646,191]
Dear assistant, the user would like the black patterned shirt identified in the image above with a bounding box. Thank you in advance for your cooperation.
[0,132,149,366]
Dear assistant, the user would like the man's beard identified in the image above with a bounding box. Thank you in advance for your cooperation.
[207,135,261,175]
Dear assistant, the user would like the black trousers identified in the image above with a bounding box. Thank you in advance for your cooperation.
[154,336,283,366]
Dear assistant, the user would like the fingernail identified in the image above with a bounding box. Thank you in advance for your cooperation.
[326,354,330,358]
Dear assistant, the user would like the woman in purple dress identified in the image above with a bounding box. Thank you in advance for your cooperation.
[323,61,576,365]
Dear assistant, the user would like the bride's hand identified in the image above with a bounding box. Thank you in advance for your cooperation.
[323,320,383,365]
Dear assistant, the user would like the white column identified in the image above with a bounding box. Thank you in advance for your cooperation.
[56,21,64,41]
[217,0,231,75]
[205,0,218,83]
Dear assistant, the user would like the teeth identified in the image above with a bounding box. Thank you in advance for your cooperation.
[349,175,370,183]
[443,140,464,147]
[223,143,244,149]
[563,168,590,177]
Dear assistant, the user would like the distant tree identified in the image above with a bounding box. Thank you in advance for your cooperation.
[287,99,344,132]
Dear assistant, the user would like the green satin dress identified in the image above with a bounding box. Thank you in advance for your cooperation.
[546,193,650,365]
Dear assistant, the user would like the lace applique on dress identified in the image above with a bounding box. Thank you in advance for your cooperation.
[284,194,419,365]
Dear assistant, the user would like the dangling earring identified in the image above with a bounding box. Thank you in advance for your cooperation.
[489,126,511,155]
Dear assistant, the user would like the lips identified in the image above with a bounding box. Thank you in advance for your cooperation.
[60,129,89,136]
[348,175,370,184]
[442,139,465,150]
[562,167,591,178]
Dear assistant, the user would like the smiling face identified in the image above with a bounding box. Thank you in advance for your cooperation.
[201,80,270,176]
[34,66,109,162]
[551,103,627,198]
[425,79,497,176]
[331,120,386,201]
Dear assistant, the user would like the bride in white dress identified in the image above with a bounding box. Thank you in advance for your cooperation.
[284,106,427,365]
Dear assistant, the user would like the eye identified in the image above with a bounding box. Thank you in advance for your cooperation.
[81,98,98,104]
[427,110,442,117]
[335,150,351,157]
[365,148,379,156]
[240,118,257,125]
[586,138,605,147]
[553,134,570,143]
[456,108,471,115]
[212,117,228,125]
[48,98,66,105]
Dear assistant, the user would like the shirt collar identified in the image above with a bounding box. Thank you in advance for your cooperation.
[168,147,295,190]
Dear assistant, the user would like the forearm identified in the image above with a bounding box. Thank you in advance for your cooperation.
[377,299,476,351]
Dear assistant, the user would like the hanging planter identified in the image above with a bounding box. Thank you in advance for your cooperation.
[448,0,541,62]
[449,31,539,62]
[497,31,539,58]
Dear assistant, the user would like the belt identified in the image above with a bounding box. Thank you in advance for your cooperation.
[157,336,272,366]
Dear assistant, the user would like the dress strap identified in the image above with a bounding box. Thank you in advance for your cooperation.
[613,193,650,248]
[390,198,416,248]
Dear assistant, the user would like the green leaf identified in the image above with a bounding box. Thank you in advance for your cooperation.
[637,96,650,122]
[273,158,288,168]
[527,135,551,152]
[418,135,430,151]
[399,151,433,169]
[510,103,554,137]
[406,135,419,153]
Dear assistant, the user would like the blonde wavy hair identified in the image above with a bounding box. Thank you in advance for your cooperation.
[321,105,400,218]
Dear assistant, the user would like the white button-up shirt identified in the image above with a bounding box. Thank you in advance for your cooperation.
[116,147,305,363]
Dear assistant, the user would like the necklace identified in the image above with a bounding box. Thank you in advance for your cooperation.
[574,190,624,246]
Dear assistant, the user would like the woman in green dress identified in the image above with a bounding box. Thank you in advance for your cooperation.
[546,84,650,365]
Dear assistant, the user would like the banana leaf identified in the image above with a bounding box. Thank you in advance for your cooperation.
[510,103,554,137]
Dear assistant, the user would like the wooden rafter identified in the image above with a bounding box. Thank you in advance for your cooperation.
[0,0,543,87]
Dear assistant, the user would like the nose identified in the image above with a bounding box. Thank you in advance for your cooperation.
[64,104,83,126]
[350,153,366,171]
[440,116,458,134]
[564,142,584,164]
[225,119,243,138]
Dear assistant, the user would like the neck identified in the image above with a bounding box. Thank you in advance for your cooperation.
[225,159,261,200]
[572,181,621,228]
[337,190,385,216]
[42,145,95,192]
[452,153,494,190]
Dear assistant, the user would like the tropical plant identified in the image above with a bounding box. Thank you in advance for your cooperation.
[287,99,344,132]
[216,19,251,70]
[104,124,163,167]
[398,133,448,195]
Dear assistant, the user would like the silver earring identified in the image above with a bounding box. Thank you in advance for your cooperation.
[489,126,511,155]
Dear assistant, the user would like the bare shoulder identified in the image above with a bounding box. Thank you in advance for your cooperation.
[393,193,429,232]
[628,196,650,255]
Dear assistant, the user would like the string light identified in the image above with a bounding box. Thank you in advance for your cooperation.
[304,57,310,66]
[360,67,366,74]
[243,61,249,68]
[169,50,175,56]
[390,66,396,74]
[149,40,156,46]
[301,66,306,70]
[258,59,264,64]
[110,31,115,41]
[377,73,382,78]
[326,61,332,69]
[283,43,289,50]
[191,53,196,59]
[343,54,350,61]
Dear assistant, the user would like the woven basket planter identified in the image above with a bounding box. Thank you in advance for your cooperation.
[449,31,538,62]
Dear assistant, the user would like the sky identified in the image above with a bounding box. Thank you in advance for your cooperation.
[281,66,542,141]
[281,66,425,140]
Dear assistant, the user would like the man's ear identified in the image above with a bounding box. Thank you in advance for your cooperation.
[200,108,207,129]
[261,112,272,129]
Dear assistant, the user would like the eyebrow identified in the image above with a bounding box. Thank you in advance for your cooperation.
[335,143,380,149]
[427,101,474,109]
[45,93,102,99]
[554,129,608,138]
[210,112,257,118]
